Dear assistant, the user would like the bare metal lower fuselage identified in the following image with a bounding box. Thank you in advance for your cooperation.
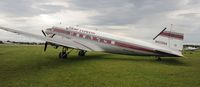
[46,27,182,57]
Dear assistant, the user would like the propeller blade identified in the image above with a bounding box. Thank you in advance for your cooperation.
[153,28,167,40]
[51,34,56,38]
[44,42,48,51]
[42,30,46,37]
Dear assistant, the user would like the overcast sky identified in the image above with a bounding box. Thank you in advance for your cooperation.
[0,0,199,43]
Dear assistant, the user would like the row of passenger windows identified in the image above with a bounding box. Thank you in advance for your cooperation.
[54,29,115,45]
[69,31,115,45]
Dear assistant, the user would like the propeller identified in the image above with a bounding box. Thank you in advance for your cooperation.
[51,34,56,38]
[42,30,46,36]
[44,42,48,51]
[42,30,48,52]
[41,30,57,51]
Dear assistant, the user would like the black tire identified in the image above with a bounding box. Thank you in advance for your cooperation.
[59,52,68,59]
[82,51,85,56]
[78,51,81,56]
[157,57,162,61]
[62,53,68,59]
[59,52,62,59]
[78,50,85,56]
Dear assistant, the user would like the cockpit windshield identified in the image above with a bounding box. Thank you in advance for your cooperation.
[46,28,52,31]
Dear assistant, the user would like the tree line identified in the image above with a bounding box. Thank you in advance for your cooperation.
[0,40,44,45]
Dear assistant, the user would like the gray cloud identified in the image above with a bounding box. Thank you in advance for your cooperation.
[178,13,200,18]
[68,0,184,25]
[0,0,200,43]
[68,0,200,43]
[0,0,66,17]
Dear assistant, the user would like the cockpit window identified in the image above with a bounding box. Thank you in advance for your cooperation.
[46,28,52,31]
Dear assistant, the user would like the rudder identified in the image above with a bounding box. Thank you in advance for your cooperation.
[153,27,184,51]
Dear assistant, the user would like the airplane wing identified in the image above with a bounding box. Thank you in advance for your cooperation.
[0,26,93,51]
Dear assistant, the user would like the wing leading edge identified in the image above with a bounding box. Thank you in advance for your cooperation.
[0,26,92,51]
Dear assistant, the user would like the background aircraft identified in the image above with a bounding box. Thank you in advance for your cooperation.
[0,26,184,61]
[185,47,199,51]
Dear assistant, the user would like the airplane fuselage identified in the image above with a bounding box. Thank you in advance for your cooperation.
[45,26,182,57]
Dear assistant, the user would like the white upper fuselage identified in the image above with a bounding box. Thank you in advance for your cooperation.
[45,26,183,57]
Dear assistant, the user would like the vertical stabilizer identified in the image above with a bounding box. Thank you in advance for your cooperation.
[153,26,184,51]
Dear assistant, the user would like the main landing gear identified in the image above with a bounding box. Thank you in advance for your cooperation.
[58,47,87,59]
[59,47,68,59]
[156,56,162,61]
[78,50,87,56]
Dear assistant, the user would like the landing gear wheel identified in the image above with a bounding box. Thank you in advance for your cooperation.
[59,52,68,59]
[59,47,68,59]
[157,57,162,61]
[59,52,62,58]
[62,53,68,59]
[78,50,86,56]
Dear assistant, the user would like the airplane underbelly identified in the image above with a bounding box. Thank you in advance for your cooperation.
[95,42,157,56]
[63,34,158,56]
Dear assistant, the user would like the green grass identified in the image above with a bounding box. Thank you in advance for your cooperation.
[0,45,200,87]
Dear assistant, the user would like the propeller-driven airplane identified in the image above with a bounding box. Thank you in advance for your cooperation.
[0,26,184,61]
[185,47,199,51]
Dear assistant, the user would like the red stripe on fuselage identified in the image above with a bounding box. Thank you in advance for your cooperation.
[160,31,184,40]
[115,42,154,52]
[53,28,155,53]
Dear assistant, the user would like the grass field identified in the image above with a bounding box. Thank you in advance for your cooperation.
[0,45,200,87]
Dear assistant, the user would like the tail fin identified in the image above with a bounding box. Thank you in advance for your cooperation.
[153,27,184,51]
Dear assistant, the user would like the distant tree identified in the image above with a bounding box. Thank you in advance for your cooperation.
[7,40,11,42]
[0,40,3,44]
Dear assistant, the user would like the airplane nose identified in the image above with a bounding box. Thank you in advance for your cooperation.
[44,28,53,34]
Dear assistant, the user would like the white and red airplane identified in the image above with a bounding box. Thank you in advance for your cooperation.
[0,26,184,60]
